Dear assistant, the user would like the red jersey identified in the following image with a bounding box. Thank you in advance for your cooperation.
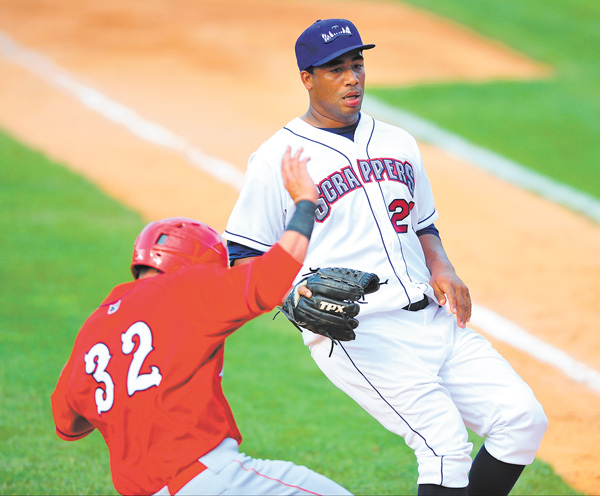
[51,244,301,495]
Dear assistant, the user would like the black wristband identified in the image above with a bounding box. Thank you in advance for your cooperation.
[285,200,316,239]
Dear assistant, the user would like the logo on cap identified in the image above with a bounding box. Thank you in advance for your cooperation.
[322,25,352,44]
[295,18,375,71]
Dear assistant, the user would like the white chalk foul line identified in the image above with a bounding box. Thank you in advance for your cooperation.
[0,31,246,190]
[2,30,599,394]
[471,305,600,394]
[364,95,600,224]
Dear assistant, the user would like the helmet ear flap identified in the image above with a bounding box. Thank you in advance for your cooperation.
[131,217,228,277]
[132,264,141,279]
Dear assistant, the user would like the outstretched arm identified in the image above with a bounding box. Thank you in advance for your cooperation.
[420,233,471,328]
[231,147,317,311]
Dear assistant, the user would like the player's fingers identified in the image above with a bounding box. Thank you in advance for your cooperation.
[292,146,304,161]
[289,147,303,176]
[451,287,470,328]
[282,146,315,203]
[431,282,447,307]
[298,285,312,298]
[455,287,471,327]
[285,147,307,175]
[282,146,301,186]
[437,281,462,325]
[295,151,311,177]
[283,145,292,161]
[445,288,458,318]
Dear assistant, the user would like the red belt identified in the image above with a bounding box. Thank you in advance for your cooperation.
[167,460,207,495]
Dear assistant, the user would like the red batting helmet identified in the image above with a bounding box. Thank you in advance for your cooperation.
[131,217,228,278]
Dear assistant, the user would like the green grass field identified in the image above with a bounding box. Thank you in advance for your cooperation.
[1,0,598,494]
[0,133,580,494]
[374,0,600,199]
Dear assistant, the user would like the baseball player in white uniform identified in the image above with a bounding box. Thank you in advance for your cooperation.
[224,19,548,495]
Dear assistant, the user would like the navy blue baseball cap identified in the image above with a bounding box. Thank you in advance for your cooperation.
[295,19,375,71]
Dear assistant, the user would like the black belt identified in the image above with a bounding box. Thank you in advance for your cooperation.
[402,296,429,312]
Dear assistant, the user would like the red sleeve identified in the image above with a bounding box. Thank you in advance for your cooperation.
[51,358,95,441]
[241,243,302,314]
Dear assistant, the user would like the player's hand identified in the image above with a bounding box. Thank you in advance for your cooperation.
[430,269,471,328]
[281,146,317,204]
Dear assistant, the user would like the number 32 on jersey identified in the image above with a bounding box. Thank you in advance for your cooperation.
[84,321,162,415]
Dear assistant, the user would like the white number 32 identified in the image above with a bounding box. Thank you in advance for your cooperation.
[84,321,163,415]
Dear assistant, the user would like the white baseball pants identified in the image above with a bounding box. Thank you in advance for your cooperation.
[154,438,352,495]
[309,302,548,488]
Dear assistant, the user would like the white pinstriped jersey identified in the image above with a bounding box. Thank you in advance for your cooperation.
[224,113,439,343]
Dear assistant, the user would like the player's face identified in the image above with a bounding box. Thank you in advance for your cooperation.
[303,50,366,127]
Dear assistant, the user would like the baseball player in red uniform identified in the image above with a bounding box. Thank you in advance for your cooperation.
[51,148,352,495]
[224,19,548,495]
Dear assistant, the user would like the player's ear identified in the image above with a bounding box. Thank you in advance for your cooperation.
[300,70,313,90]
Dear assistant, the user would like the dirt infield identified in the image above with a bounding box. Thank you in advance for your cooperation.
[1,0,599,492]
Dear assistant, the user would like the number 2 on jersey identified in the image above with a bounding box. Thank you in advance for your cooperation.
[389,199,415,233]
[84,321,162,415]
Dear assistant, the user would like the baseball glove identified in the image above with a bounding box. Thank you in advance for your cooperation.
[279,267,381,342]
